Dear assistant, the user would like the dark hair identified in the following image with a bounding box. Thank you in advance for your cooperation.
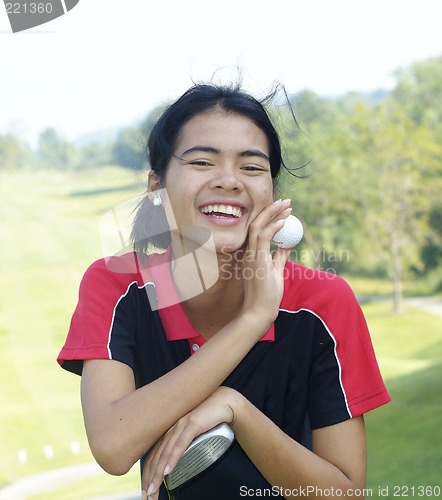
[148,83,284,180]
[132,83,286,252]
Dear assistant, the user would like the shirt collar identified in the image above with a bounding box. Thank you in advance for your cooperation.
[146,248,275,342]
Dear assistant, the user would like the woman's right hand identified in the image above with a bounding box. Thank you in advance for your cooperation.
[141,386,241,500]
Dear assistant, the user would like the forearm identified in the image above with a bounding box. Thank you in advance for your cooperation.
[231,395,367,499]
[82,311,271,474]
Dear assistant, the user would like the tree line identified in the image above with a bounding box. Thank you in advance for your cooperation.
[1,56,441,309]
[278,56,442,310]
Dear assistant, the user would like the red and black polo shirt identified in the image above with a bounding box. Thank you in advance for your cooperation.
[58,250,390,499]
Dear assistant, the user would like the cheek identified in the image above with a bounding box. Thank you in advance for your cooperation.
[255,183,275,207]
[164,181,202,226]
[164,170,191,204]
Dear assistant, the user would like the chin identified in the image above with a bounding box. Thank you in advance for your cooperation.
[214,237,247,255]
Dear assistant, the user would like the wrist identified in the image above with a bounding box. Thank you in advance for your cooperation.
[239,308,274,335]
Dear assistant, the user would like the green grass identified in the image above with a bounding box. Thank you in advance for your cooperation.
[0,168,145,495]
[0,169,441,497]
[362,302,442,379]
[362,302,442,491]
[345,274,442,301]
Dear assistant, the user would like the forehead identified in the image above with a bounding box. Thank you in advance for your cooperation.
[174,111,269,155]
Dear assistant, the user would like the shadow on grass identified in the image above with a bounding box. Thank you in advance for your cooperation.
[366,361,442,489]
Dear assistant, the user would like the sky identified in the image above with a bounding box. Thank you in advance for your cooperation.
[1,0,441,147]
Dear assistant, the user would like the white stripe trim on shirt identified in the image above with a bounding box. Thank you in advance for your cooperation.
[106,280,156,359]
[279,307,351,418]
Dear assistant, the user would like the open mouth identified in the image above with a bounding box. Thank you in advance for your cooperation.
[199,204,245,219]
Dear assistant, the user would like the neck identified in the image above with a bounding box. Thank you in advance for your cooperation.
[170,244,246,337]
[172,246,244,302]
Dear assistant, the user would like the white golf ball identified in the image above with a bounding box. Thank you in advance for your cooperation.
[272,214,304,249]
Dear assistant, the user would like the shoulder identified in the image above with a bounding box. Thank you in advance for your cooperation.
[80,252,161,290]
[279,261,366,341]
[75,252,167,312]
[281,261,357,313]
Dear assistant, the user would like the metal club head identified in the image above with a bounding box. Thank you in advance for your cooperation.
[164,423,235,490]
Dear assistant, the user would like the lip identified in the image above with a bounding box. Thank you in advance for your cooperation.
[197,200,248,227]
[199,200,248,209]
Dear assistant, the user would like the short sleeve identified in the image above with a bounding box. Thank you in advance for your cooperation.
[281,264,391,429]
[57,258,144,375]
[333,278,389,413]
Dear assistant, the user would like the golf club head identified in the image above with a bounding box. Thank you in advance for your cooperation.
[164,423,235,490]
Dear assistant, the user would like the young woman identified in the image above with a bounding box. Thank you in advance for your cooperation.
[58,84,390,499]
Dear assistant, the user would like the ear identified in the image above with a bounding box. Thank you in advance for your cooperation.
[148,170,161,192]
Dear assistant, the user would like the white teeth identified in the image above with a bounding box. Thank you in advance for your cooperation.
[200,204,243,217]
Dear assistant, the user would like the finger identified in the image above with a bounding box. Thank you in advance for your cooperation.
[141,486,159,500]
[260,198,292,223]
[143,485,160,500]
[147,422,200,496]
[144,432,181,496]
[247,199,290,245]
[160,427,200,477]
[141,450,160,496]
[272,246,291,275]
[251,210,292,263]
[141,430,173,495]
[248,202,292,252]
[260,208,293,245]
[250,199,290,234]
[141,442,158,490]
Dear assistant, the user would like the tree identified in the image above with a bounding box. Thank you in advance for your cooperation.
[277,93,361,276]
[0,132,32,172]
[279,75,442,312]
[77,141,113,170]
[391,56,442,280]
[111,104,169,170]
[392,56,442,131]
[37,128,78,170]
[341,99,441,312]
[112,126,145,169]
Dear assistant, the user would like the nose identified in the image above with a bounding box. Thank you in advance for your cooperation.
[208,164,244,192]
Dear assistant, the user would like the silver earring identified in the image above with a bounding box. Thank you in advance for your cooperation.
[152,192,162,206]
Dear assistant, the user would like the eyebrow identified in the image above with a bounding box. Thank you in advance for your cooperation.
[239,149,270,162]
[181,145,270,162]
[181,146,221,156]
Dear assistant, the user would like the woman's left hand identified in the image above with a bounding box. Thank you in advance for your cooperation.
[141,386,242,500]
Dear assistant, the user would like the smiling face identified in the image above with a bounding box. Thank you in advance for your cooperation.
[159,109,274,253]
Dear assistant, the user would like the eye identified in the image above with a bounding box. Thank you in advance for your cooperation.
[172,153,214,168]
[187,160,213,169]
[242,165,263,171]
[241,164,269,173]
[189,160,213,167]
